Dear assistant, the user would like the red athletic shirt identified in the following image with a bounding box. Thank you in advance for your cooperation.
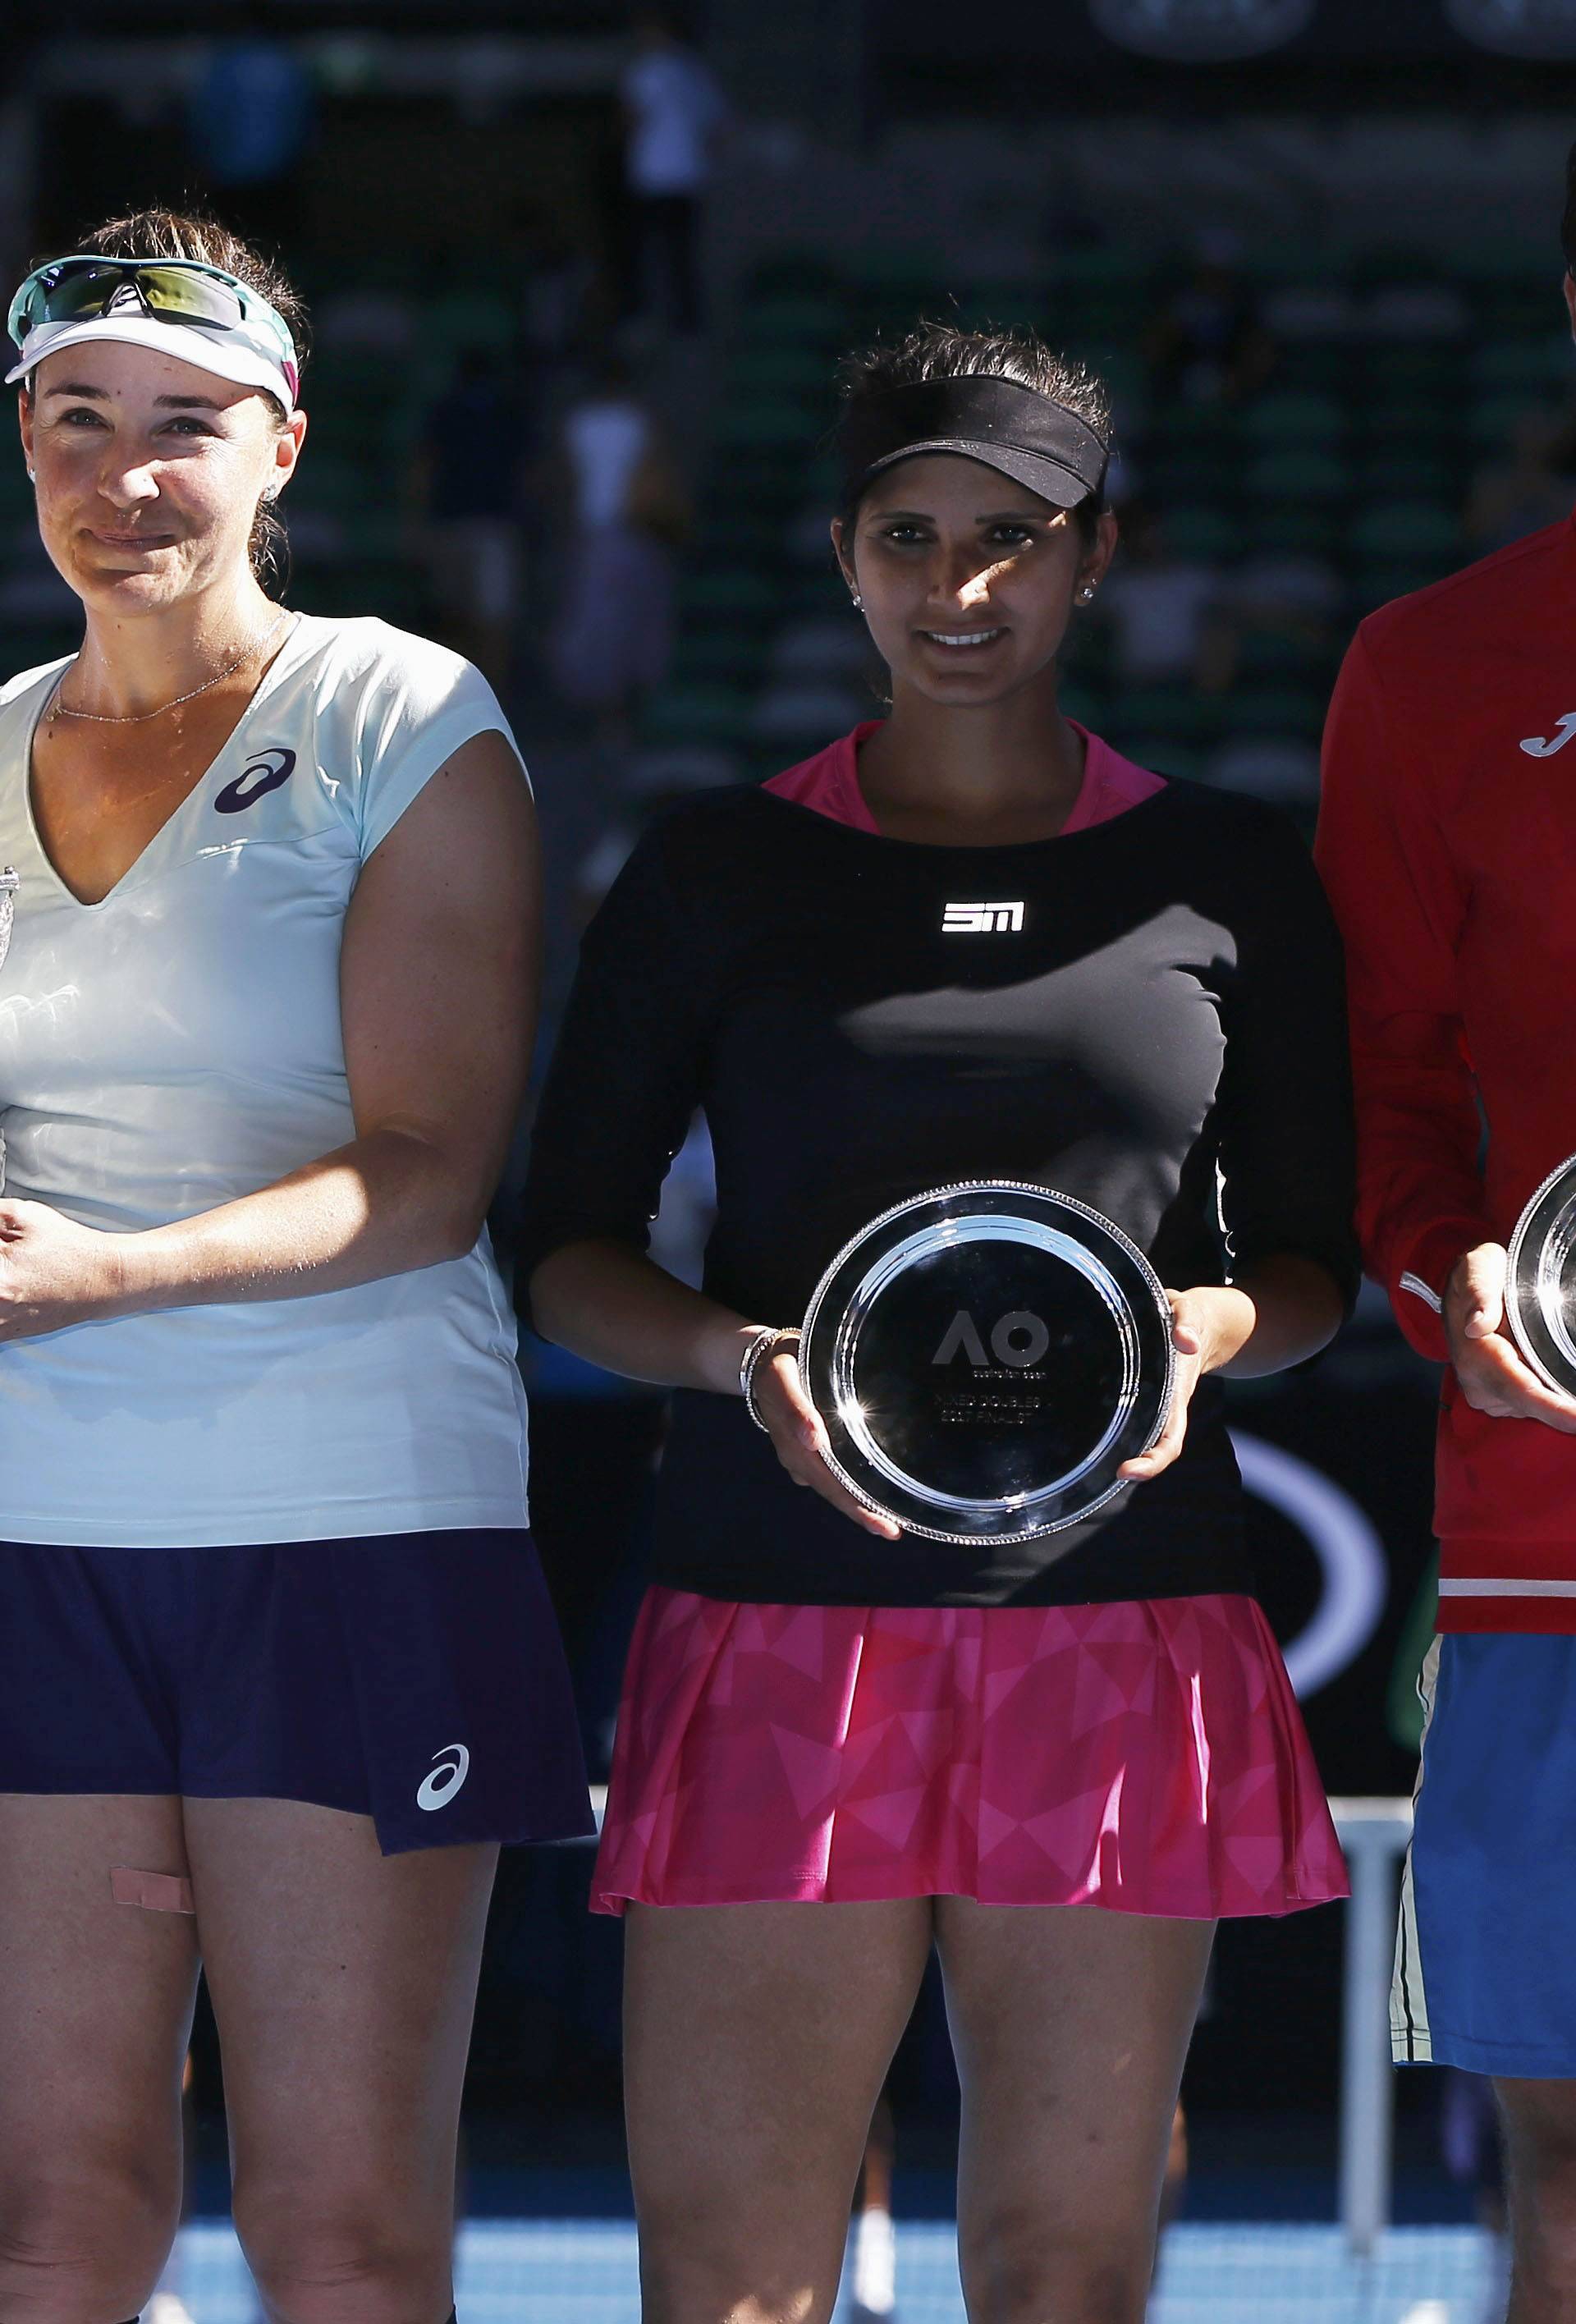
[1317,512,1576,1633]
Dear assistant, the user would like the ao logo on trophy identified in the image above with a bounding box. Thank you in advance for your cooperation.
[934,1309,1051,1368]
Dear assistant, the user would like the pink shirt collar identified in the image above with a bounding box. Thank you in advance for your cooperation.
[763,719,1166,835]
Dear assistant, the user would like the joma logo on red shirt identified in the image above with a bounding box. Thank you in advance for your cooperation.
[1519,716,1576,759]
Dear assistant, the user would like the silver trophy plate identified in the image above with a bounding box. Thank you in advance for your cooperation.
[799,1180,1175,1544]
[1506,1153,1576,1395]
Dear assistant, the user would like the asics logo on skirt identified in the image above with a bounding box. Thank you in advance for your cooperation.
[416,1744,471,1810]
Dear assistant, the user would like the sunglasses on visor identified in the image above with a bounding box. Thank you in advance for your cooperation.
[7,256,294,361]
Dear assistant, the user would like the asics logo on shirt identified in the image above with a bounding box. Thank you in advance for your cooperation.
[942,901,1024,933]
[416,1744,470,1811]
[1519,716,1576,759]
[215,746,297,814]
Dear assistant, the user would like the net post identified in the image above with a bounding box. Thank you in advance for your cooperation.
[1331,1799,1413,2258]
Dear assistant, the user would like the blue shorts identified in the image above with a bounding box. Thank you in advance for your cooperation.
[0,1529,593,1855]
[1396,1633,1576,2077]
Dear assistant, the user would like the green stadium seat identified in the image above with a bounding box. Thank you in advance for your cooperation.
[784,568,855,617]
[1363,346,1464,397]
[1105,737,1207,782]
[1359,397,1457,446]
[639,683,752,747]
[0,465,36,525]
[671,630,767,685]
[957,283,1051,336]
[1246,448,1352,503]
[681,569,781,620]
[1350,563,1455,612]
[1247,505,1345,557]
[1218,685,1326,740]
[1148,447,1238,502]
[716,400,825,452]
[288,451,378,519]
[1470,339,1569,394]
[1046,247,1148,293]
[1358,451,1457,501]
[738,295,846,346]
[426,292,515,353]
[1467,392,1559,447]
[1244,392,1345,446]
[728,345,834,399]
[1160,507,1248,561]
[1347,501,1463,561]
[1110,685,1219,742]
[745,259,845,304]
[1235,629,1339,683]
[1274,345,1358,395]
[1059,682,1111,732]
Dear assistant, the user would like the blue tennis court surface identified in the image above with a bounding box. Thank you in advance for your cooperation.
[155,2220,1500,2322]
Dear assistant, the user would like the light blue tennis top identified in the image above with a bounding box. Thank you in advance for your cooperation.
[0,613,531,1545]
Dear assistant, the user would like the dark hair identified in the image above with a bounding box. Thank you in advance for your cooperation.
[835,320,1113,542]
[46,208,309,596]
[1564,140,1576,271]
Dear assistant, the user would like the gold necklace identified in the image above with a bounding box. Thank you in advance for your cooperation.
[48,608,292,727]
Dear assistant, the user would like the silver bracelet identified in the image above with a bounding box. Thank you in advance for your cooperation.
[737,1324,777,1399]
[740,1325,801,1430]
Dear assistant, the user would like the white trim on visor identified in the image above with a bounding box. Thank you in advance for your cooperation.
[5,314,297,411]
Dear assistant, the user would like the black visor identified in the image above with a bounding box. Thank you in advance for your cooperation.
[838,376,1110,513]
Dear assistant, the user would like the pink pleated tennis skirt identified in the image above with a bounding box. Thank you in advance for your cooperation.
[592,1587,1348,1919]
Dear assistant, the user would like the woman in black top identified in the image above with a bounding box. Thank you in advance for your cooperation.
[524,324,1354,2324]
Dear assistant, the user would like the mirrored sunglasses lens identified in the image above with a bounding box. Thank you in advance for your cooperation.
[30,263,128,327]
[25,263,245,333]
[137,268,245,328]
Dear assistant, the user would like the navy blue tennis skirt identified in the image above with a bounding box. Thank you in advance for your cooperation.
[0,1529,593,1854]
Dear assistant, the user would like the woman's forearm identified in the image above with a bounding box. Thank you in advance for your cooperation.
[527,1244,1345,1405]
[529,1238,763,1394]
[1205,1253,1346,1378]
[110,1125,497,1317]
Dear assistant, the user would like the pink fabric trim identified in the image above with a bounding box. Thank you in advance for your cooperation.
[763,720,1166,836]
[593,1589,1349,1919]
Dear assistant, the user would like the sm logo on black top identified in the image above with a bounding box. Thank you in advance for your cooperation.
[215,747,296,814]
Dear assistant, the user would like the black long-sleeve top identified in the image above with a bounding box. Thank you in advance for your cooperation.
[521,780,1358,1608]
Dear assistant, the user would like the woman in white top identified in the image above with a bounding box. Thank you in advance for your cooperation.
[0,209,589,2324]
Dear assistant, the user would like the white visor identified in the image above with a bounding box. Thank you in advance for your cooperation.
[5,314,298,411]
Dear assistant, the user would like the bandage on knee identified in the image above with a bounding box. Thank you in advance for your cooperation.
[110,1866,195,1914]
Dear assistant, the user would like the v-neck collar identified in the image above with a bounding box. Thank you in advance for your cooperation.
[21,612,314,911]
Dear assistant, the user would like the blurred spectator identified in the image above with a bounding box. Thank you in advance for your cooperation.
[549,355,689,744]
[1097,501,1227,688]
[1465,404,1576,553]
[185,2,314,246]
[1146,229,1276,406]
[1215,548,1343,687]
[621,10,728,334]
[520,209,599,373]
[412,347,533,686]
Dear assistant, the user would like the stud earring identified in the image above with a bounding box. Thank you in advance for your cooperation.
[25,468,34,484]
[850,591,864,611]
[1079,584,1096,602]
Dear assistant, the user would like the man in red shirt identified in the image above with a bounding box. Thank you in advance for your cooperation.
[1317,145,1576,2319]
